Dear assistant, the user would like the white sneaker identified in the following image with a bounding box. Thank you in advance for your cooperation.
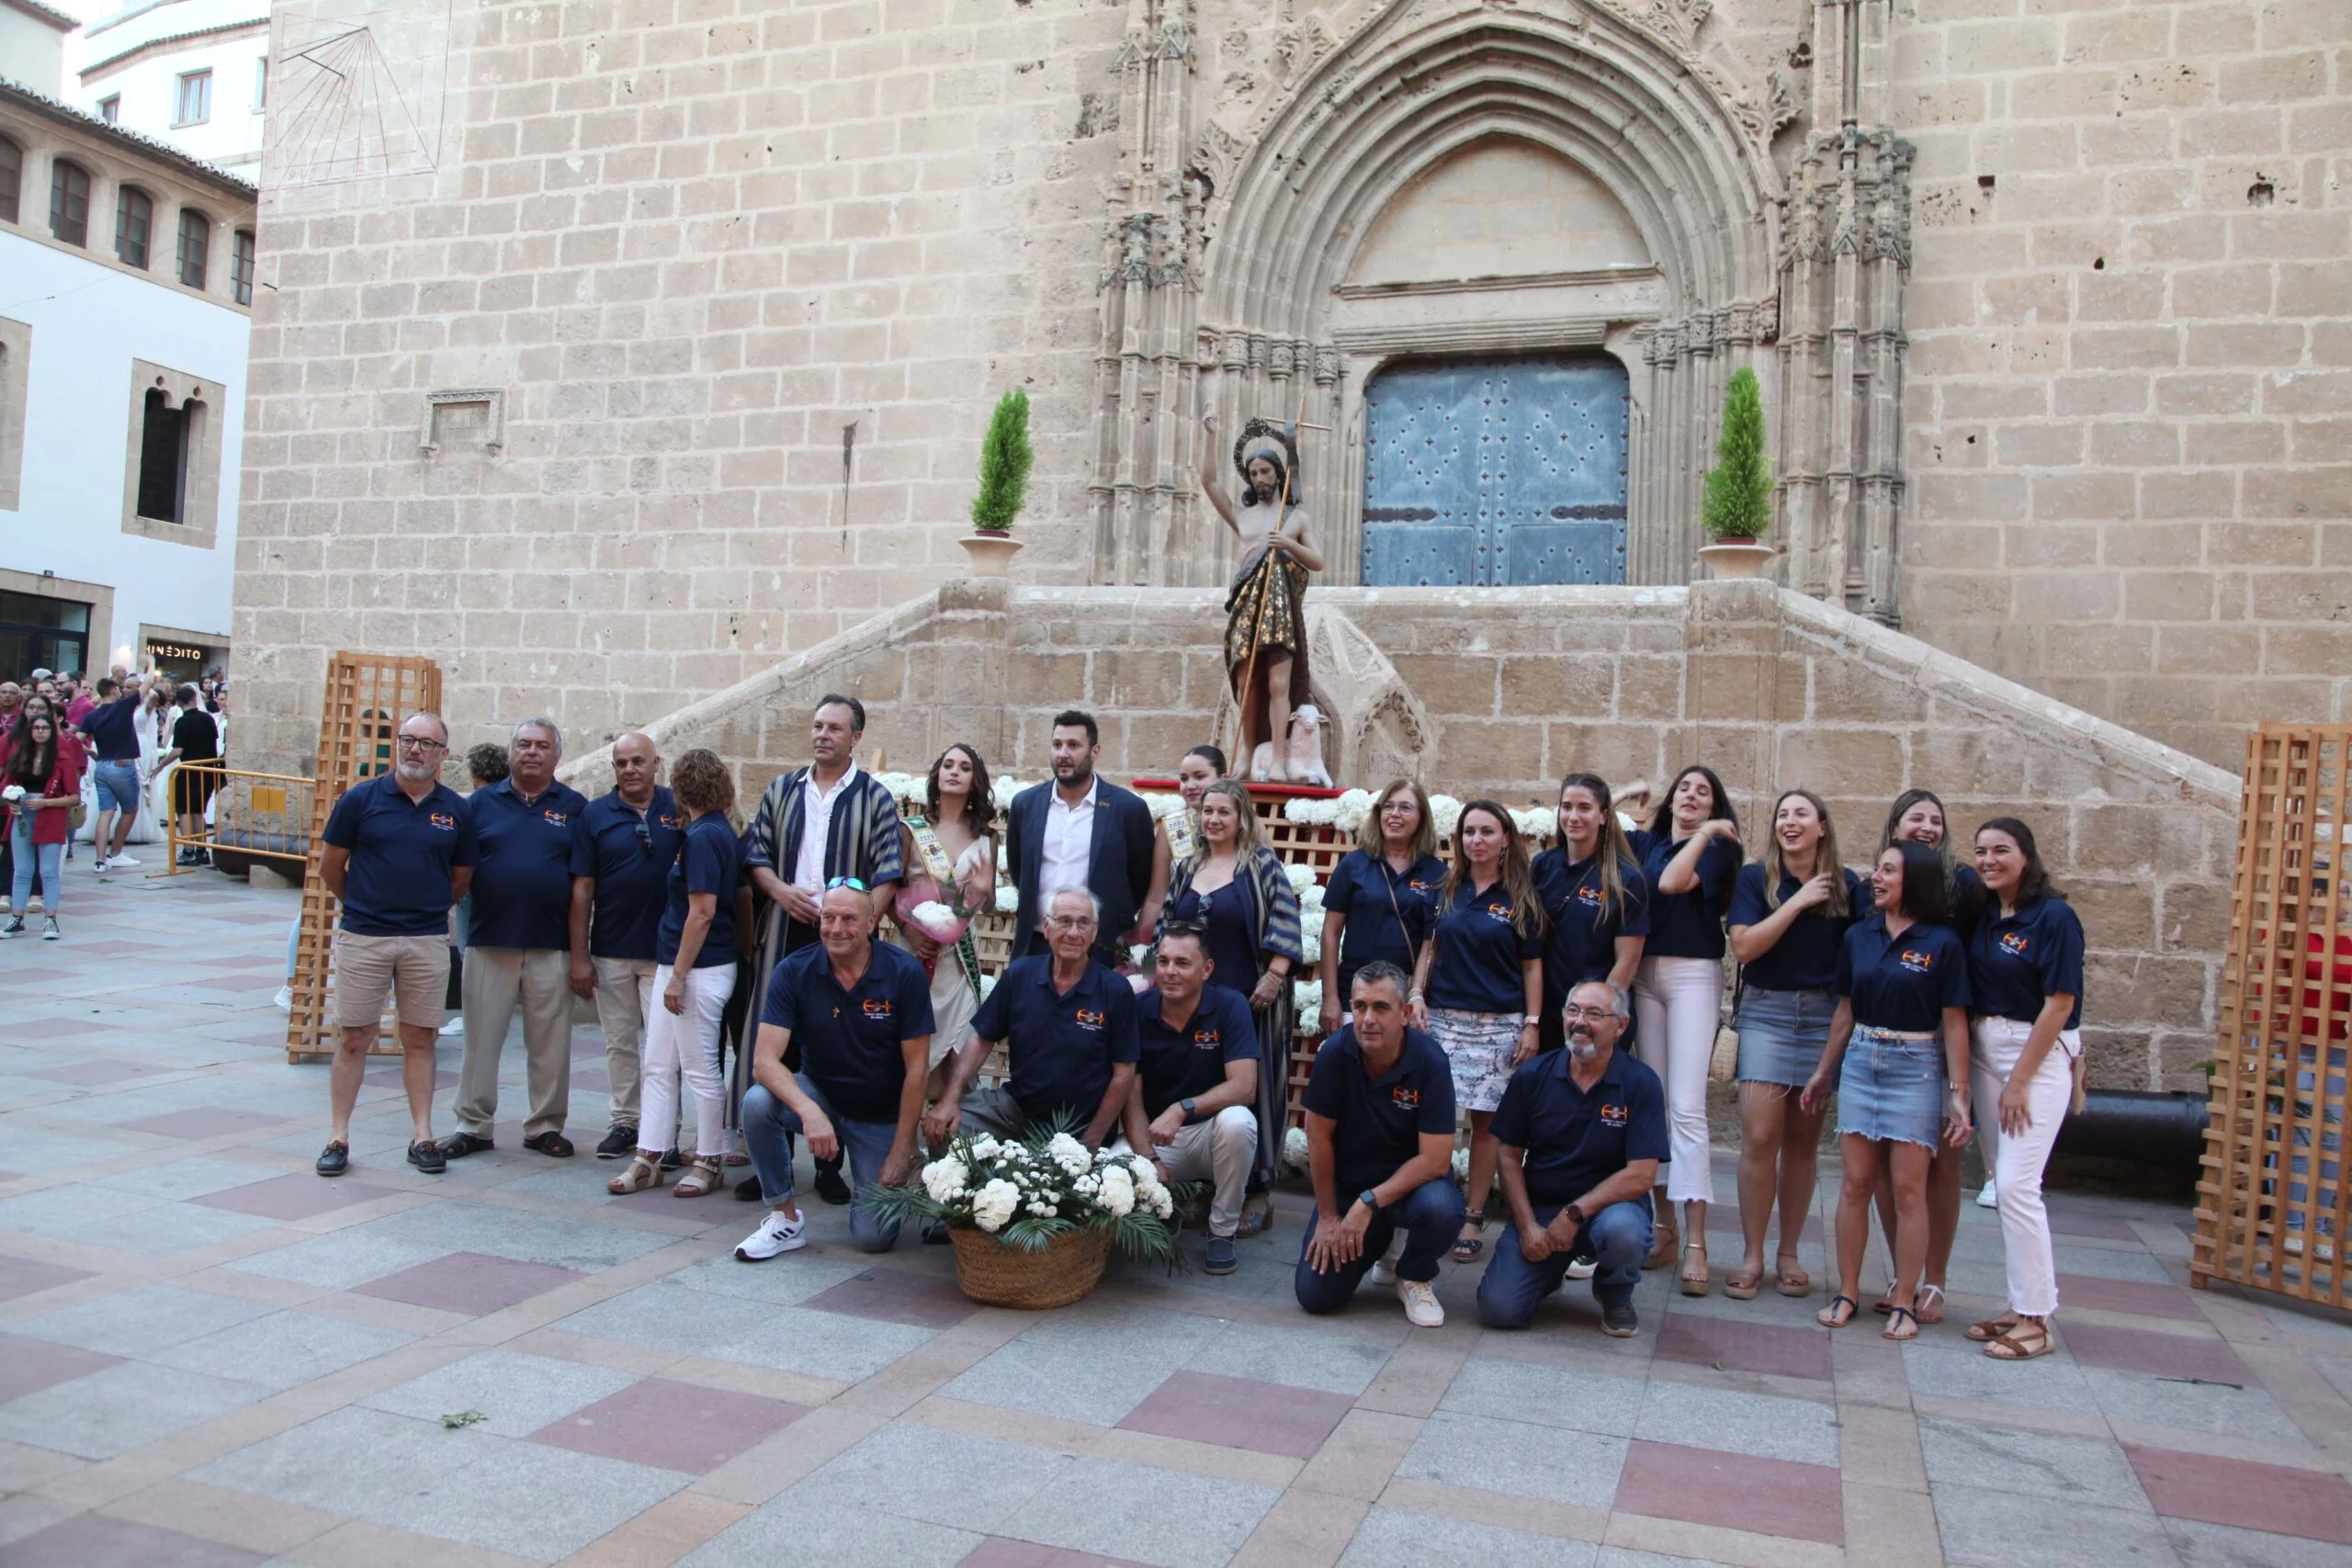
[438,1016,465,1036]
[1397,1277,1445,1327]
[1368,1259,1397,1286]
[41,917,60,941]
[108,853,141,869]
[92,856,110,873]
[1566,1258,1598,1280]
[1976,1179,1998,1209]
[735,1208,806,1261]
[273,985,294,1011]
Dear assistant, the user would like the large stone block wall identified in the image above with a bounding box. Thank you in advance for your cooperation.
[567,579,2237,1093]
[1894,0,2352,769]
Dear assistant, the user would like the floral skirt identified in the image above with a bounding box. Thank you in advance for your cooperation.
[1429,1007,1521,1115]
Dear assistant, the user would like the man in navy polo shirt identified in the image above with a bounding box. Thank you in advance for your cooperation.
[1478,979,1667,1337]
[1118,925,1260,1275]
[317,712,478,1178]
[736,884,934,1258]
[926,886,1139,1149]
[568,732,687,1159]
[1295,962,1464,1327]
[76,677,147,873]
[443,718,589,1161]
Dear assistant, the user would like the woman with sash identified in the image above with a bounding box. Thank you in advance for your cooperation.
[891,745,997,1108]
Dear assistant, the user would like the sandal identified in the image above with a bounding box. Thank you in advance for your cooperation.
[1965,1315,2021,1344]
[1983,1320,2054,1360]
[672,1156,724,1198]
[1644,1226,1679,1271]
[1679,1243,1711,1297]
[1817,1293,1859,1328]
[1775,1254,1811,1297]
[1452,1224,1486,1263]
[1882,1305,1919,1341]
[1724,1264,1764,1301]
[606,1154,663,1195]
[1915,1283,1946,1325]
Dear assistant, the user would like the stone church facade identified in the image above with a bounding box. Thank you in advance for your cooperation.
[229,0,2347,779]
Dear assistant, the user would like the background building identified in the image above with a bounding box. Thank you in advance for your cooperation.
[0,79,254,679]
[0,0,76,97]
[67,0,269,175]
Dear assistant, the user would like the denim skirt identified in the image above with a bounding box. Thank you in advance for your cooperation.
[1836,1026,1945,1147]
[1734,987,1838,1088]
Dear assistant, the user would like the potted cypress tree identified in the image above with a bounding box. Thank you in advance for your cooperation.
[960,388,1033,578]
[1696,367,1777,581]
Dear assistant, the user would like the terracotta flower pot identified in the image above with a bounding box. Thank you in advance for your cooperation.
[958,533,1023,578]
[1697,538,1776,581]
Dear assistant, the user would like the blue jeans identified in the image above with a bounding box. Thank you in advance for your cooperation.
[742,1075,904,1253]
[10,815,61,913]
[92,760,141,815]
[1294,1178,1465,1314]
[1476,1198,1652,1328]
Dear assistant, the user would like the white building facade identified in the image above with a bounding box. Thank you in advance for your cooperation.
[0,80,252,681]
[0,0,75,97]
[71,0,266,175]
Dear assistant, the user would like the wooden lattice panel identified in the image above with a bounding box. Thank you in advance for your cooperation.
[287,655,445,1061]
[2193,726,2352,1305]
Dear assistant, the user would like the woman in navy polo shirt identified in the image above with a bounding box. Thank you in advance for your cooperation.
[1803,840,1973,1340]
[1159,778,1303,1234]
[1962,818,2083,1361]
[1627,764,1741,1293]
[611,749,741,1200]
[1317,779,1445,1038]
[1725,789,1861,1301]
[1875,787,1990,1321]
[1531,773,1648,1057]
[1409,800,1543,1262]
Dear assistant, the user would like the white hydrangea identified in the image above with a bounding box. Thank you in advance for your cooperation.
[1125,1155,1156,1186]
[910,899,958,938]
[971,1179,1020,1233]
[1282,1125,1310,1171]
[1301,927,1323,965]
[1294,977,1323,1021]
[978,972,998,1002]
[1075,1173,1100,1195]
[1430,795,1464,839]
[1135,1170,1173,1221]
[1096,1164,1136,1217]
[1329,788,1377,834]
[990,775,1024,811]
[1283,796,1340,827]
[921,1156,969,1204]
[1046,1133,1091,1177]
[968,1134,1002,1161]
[1141,791,1188,821]
[993,884,1020,913]
[874,772,922,807]
[1512,807,1556,841]
[1283,862,1317,894]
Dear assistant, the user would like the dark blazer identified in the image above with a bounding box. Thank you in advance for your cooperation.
[1006,776,1158,964]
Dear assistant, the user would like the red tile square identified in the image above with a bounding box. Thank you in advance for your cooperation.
[22,1018,110,1040]
[801,1267,979,1329]
[1115,1370,1354,1459]
[1654,1314,1834,1382]
[195,1174,399,1221]
[2126,1445,2352,1543]
[2,1512,266,1568]
[527,1376,808,1473]
[2054,1273,2205,1322]
[0,1336,120,1403]
[1613,1439,1843,1546]
[119,1107,287,1139]
[0,1256,93,1303]
[2062,1323,2248,1383]
[960,1541,1154,1568]
[354,1251,583,1315]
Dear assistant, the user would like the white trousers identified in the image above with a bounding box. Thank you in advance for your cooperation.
[641,962,736,1160]
[1971,1015,2079,1317]
[1634,954,1722,1205]
[1143,1107,1260,1239]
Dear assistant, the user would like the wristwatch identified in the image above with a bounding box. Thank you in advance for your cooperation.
[1520,1014,1542,1030]
[1180,1098,1198,1123]
[1562,1203,1586,1227]
[1357,1189,1381,1215]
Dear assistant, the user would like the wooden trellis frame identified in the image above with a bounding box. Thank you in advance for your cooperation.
[286,654,445,1062]
[2193,725,2352,1305]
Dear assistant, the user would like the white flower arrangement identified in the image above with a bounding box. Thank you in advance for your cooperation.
[993,884,1021,913]
[1511,807,1556,841]
[1429,794,1464,840]
[1282,1125,1310,1171]
[990,775,1025,811]
[1298,920,1322,965]
[874,771,924,809]
[1329,788,1376,834]
[1141,791,1189,821]
[1282,796,1341,828]
[872,1122,1185,1263]
[978,973,999,1002]
[1293,976,1323,1023]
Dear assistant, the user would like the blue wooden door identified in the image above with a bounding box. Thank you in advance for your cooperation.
[1362,357,1629,586]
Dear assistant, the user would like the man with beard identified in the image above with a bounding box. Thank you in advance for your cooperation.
[569,731,687,1159]
[1476,979,1667,1337]
[1004,709,1166,968]
[315,712,479,1177]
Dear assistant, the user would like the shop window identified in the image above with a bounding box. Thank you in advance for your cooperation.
[50,159,89,246]
[121,361,226,549]
[177,209,209,289]
[116,186,153,269]
[0,589,91,681]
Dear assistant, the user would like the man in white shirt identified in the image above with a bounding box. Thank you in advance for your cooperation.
[1004,710,1168,968]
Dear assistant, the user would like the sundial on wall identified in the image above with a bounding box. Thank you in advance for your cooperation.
[267,0,454,186]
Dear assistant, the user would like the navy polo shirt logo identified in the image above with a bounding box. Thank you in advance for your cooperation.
[1408,878,1434,893]
[1900,948,1936,974]
[1191,1028,1220,1051]
[659,814,683,829]
[1482,900,1512,923]
[1600,1100,1627,1126]
[543,809,570,826]
[1074,1009,1105,1032]
[1999,932,2030,957]
[861,998,893,1021]
[429,811,458,830]
[1575,884,1604,910]
[1392,1086,1420,1109]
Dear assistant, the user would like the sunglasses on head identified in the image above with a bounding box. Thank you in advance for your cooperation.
[826,876,869,892]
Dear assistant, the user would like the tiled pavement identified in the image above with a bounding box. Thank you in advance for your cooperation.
[5,872,2352,1567]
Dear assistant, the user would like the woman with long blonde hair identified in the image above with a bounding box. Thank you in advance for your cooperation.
[1724,789,1862,1299]
[1531,773,1650,1057]
[1316,779,1445,1037]
[1410,800,1544,1263]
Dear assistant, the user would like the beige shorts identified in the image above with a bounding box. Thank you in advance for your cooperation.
[335,931,450,1031]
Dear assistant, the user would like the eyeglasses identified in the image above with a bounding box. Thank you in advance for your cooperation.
[1562,1006,1620,1024]
[1046,915,1098,931]
[825,876,869,892]
[396,737,446,752]
[632,821,654,856]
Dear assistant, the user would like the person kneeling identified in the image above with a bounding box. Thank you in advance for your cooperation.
[736,885,933,1260]
[1295,963,1464,1327]
[1477,981,1665,1338]
[1121,925,1261,1275]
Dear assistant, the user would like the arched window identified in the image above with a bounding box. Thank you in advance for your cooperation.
[232,229,254,306]
[136,388,192,523]
[116,185,153,268]
[50,159,89,246]
[0,136,21,225]
[177,209,209,289]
